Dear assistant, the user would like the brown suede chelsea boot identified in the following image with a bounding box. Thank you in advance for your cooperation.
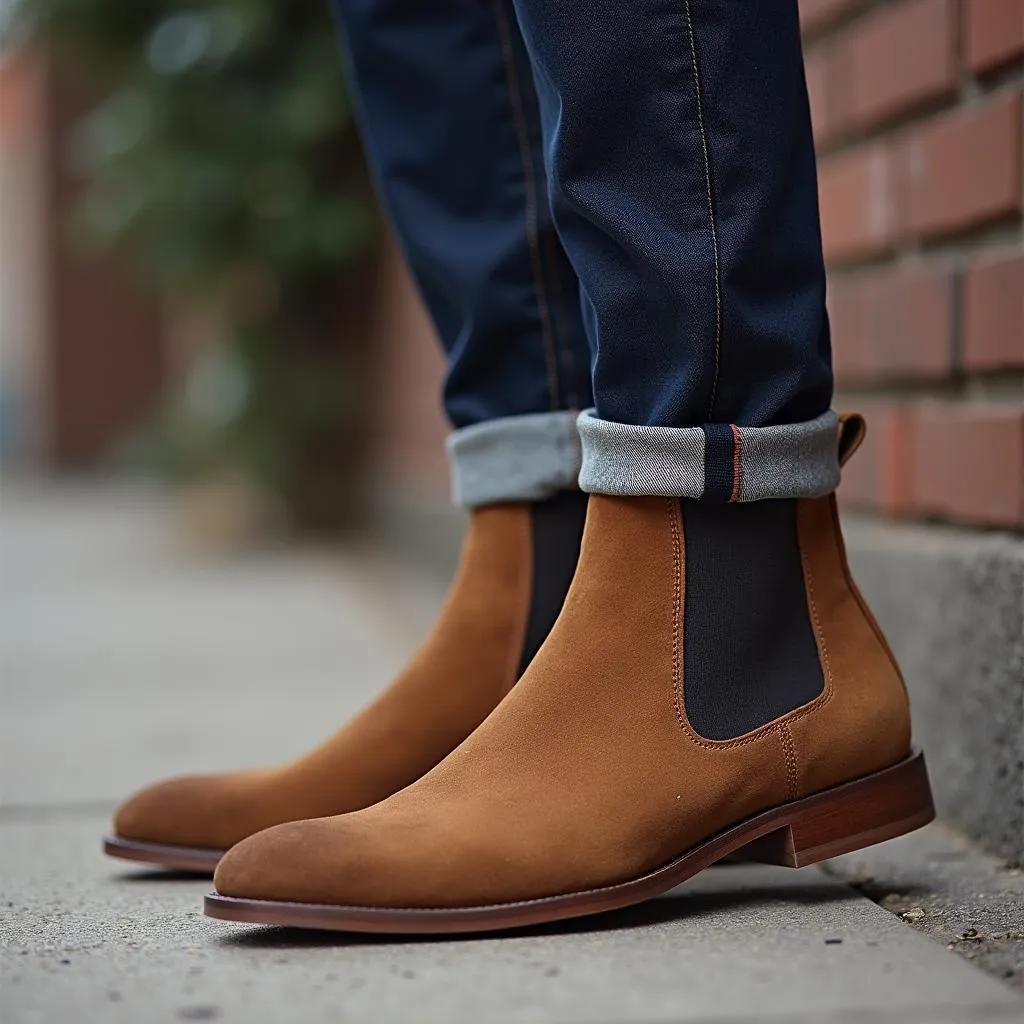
[206,420,934,934]
[104,491,588,873]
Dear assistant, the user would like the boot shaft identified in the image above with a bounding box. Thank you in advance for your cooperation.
[564,487,912,799]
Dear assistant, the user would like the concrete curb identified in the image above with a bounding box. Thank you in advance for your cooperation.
[845,515,1024,866]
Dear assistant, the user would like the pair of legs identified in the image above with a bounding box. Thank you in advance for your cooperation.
[343,0,833,503]
[108,0,934,933]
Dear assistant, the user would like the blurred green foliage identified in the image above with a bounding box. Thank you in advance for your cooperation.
[19,0,378,527]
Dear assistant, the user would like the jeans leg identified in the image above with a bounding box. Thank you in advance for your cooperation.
[331,0,592,506]
[511,0,839,501]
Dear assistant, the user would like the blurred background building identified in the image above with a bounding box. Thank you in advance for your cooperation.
[1,0,1022,860]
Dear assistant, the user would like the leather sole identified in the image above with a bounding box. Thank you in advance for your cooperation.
[104,835,223,874]
[204,749,934,935]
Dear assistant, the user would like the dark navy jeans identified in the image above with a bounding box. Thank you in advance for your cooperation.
[331,0,840,506]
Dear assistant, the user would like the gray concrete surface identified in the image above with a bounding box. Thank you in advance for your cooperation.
[2,481,1021,1023]
[1,481,441,807]
[845,516,1024,865]
[826,821,1024,991]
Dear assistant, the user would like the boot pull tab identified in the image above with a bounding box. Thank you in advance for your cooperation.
[838,412,867,468]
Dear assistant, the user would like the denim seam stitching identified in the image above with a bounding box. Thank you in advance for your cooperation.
[490,0,561,411]
[508,38,581,412]
[729,424,743,502]
[683,0,723,422]
[542,229,581,412]
[507,20,575,409]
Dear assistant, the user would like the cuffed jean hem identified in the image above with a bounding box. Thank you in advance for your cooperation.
[447,411,581,507]
[577,409,841,502]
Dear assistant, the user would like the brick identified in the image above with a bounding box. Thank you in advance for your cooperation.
[807,43,853,145]
[965,0,1024,73]
[962,252,1024,371]
[800,0,862,33]
[909,404,1024,526]
[371,234,449,487]
[806,49,836,144]
[830,266,955,384]
[875,269,956,379]
[820,143,898,262]
[837,401,914,513]
[0,54,45,142]
[897,91,1023,240]
[845,0,958,131]
[827,276,868,381]
[841,401,1024,526]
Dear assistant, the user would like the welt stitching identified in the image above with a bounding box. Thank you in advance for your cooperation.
[682,0,723,423]
[490,0,560,411]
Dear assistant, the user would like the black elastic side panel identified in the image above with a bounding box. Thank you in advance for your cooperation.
[517,490,589,676]
[682,499,824,740]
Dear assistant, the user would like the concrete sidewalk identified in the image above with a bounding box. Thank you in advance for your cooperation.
[1,482,1020,1023]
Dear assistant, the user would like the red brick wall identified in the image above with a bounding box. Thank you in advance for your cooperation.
[804,0,1024,528]
[0,54,166,469]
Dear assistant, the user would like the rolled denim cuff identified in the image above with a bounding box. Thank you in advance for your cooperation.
[447,411,581,507]
[577,408,841,501]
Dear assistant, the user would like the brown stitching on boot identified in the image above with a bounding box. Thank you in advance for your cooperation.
[671,493,774,749]
[490,0,560,411]
[779,723,799,800]
[797,500,836,708]
[671,499,833,752]
[828,494,907,696]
